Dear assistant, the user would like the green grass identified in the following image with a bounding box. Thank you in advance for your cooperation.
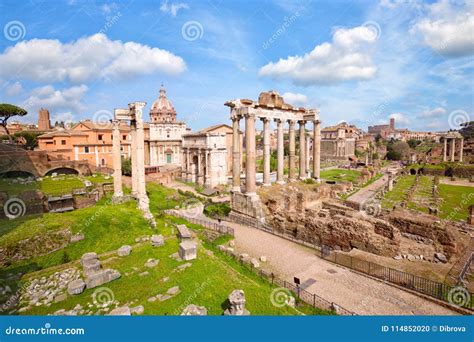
[438,184,474,221]
[407,176,433,213]
[85,174,113,184]
[1,182,335,316]
[381,175,416,209]
[320,169,361,184]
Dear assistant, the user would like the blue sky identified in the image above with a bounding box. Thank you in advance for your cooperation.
[0,0,472,132]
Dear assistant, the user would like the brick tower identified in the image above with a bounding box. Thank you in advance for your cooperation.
[38,108,51,130]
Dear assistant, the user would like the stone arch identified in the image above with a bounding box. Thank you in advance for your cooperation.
[0,170,35,178]
[409,168,417,175]
[44,167,79,176]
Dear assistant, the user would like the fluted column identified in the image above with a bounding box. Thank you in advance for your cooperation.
[443,138,447,162]
[205,150,211,188]
[313,120,321,180]
[134,104,147,204]
[245,114,256,195]
[299,120,306,179]
[262,118,271,186]
[112,119,123,200]
[130,120,138,197]
[232,117,241,192]
[459,138,464,162]
[288,120,296,182]
[276,119,284,184]
[306,135,310,176]
[450,138,455,162]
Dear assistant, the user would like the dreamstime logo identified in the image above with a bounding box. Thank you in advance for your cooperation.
[92,287,115,306]
[361,198,381,216]
[448,110,470,130]
[182,198,203,218]
[361,20,381,41]
[3,20,26,41]
[447,286,470,308]
[3,198,26,220]
[181,21,204,41]
[270,287,293,308]
[93,109,113,123]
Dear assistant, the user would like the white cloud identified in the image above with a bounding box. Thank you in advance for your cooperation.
[259,25,378,86]
[412,0,474,57]
[282,92,308,106]
[22,84,88,114]
[101,3,119,15]
[418,107,446,118]
[4,81,23,97]
[389,112,410,125]
[0,33,186,84]
[160,1,189,17]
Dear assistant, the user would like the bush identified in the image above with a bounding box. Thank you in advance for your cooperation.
[203,203,231,219]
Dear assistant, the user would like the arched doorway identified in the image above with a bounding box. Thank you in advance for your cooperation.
[45,167,79,176]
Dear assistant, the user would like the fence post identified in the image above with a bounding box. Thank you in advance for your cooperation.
[313,293,316,307]
[271,273,274,285]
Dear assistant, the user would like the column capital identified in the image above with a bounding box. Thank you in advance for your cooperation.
[274,118,283,124]
[261,117,270,123]
[298,120,306,125]
[112,119,121,129]
[313,119,321,125]
[288,119,296,126]
[231,115,241,122]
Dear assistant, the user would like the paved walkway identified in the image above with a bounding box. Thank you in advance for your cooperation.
[225,221,457,315]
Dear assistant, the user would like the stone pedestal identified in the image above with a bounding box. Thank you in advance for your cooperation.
[230,191,265,221]
[179,240,197,261]
[224,290,250,316]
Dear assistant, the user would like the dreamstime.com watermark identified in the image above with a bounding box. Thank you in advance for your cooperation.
[181,21,204,41]
[173,279,210,315]
[4,323,85,336]
[447,286,471,308]
[270,287,294,308]
[262,12,300,50]
[3,197,26,220]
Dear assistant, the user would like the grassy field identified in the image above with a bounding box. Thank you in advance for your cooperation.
[381,175,416,209]
[407,176,433,214]
[320,169,361,183]
[0,174,113,197]
[438,184,474,221]
[1,181,332,316]
[381,175,473,221]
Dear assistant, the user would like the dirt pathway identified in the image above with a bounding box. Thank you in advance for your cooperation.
[225,221,458,315]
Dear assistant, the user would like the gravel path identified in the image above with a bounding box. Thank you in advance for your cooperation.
[227,221,457,315]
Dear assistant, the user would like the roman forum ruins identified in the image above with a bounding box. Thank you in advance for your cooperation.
[226,91,321,222]
[112,102,156,227]
[441,132,464,162]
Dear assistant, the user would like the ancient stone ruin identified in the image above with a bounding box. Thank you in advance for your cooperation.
[224,289,250,316]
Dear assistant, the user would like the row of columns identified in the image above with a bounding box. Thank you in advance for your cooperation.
[232,115,321,195]
[442,137,464,162]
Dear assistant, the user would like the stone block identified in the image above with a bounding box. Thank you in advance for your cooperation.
[176,224,192,240]
[224,289,250,316]
[108,306,131,316]
[131,305,144,315]
[181,304,207,316]
[250,258,260,268]
[167,286,180,296]
[151,234,165,247]
[67,279,86,295]
[179,241,197,261]
[81,252,98,266]
[144,258,159,268]
[82,258,101,276]
[117,245,132,257]
[85,269,121,289]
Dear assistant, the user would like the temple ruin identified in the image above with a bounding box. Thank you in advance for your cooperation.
[225,91,321,222]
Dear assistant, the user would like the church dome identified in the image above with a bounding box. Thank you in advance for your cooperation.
[150,85,177,123]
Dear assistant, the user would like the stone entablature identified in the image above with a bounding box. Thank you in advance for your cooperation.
[440,132,464,163]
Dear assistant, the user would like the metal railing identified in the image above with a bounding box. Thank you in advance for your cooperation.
[227,214,473,311]
[217,247,355,315]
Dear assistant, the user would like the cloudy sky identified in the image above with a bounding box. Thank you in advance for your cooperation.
[0,0,472,131]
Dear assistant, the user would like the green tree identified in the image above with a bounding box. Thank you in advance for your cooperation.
[121,157,132,176]
[0,104,27,142]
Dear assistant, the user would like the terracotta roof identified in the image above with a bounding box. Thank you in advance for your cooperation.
[38,129,87,138]
[73,120,130,131]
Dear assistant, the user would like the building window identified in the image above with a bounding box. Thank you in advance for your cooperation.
[61,140,66,145]
[101,158,105,166]
[98,134,103,141]
[166,154,172,163]
[123,135,126,140]
[84,146,89,153]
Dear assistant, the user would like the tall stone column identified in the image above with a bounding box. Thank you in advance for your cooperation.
[262,118,271,186]
[443,138,447,162]
[131,102,155,227]
[299,120,306,179]
[459,138,464,162]
[245,114,256,195]
[313,120,321,181]
[130,120,138,197]
[450,138,455,162]
[232,117,241,192]
[112,119,123,200]
[205,150,211,188]
[276,119,284,184]
[288,120,296,182]
[197,149,203,185]
[306,136,310,176]
[185,149,191,182]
